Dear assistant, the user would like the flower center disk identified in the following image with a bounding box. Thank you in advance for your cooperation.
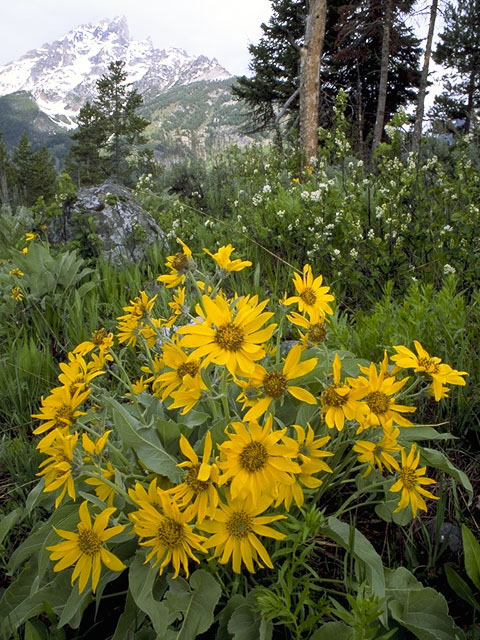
[322,384,348,407]
[300,288,317,306]
[263,371,288,398]
[177,361,199,379]
[366,391,390,414]
[157,518,184,548]
[186,465,210,493]
[215,322,245,352]
[226,511,254,538]
[239,441,269,472]
[78,527,102,555]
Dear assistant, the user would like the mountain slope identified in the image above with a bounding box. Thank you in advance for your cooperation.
[0,16,231,129]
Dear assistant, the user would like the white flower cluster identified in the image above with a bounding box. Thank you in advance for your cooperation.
[443,264,456,275]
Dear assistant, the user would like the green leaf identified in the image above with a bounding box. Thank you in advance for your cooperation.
[179,410,210,428]
[24,619,48,640]
[375,494,413,526]
[111,590,144,640]
[420,448,473,504]
[444,563,480,612]
[310,622,353,640]
[57,581,91,629]
[462,524,480,590]
[398,427,455,441]
[0,507,21,546]
[164,569,222,640]
[385,567,465,640]
[216,595,246,640]
[106,397,182,482]
[228,602,273,640]
[129,552,169,637]
[320,517,386,624]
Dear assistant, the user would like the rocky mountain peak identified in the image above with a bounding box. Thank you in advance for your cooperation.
[0,16,231,129]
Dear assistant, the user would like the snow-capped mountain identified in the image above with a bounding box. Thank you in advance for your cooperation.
[0,16,231,129]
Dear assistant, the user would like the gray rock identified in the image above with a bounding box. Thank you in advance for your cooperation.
[49,181,165,263]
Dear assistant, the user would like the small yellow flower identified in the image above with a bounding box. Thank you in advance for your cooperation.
[390,444,438,517]
[37,429,78,508]
[283,265,334,322]
[200,494,285,573]
[25,232,37,241]
[11,286,23,301]
[240,344,318,422]
[130,496,207,578]
[47,501,126,593]
[171,431,220,522]
[157,238,195,288]
[320,354,367,431]
[21,247,28,254]
[203,244,252,272]
[217,415,300,505]
[9,268,24,276]
[391,340,468,401]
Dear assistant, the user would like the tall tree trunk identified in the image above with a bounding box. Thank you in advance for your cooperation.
[371,0,393,156]
[299,0,327,168]
[465,70,476,134]
[412,0,438,152]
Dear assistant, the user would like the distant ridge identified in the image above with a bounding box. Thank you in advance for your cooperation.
[0,16,231,129]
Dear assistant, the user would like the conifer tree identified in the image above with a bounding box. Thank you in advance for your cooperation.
[12,133,57,206]
[232,0,421,151]
[432,0,480,133]
[66,101,108,186]
[0,133,15,205]
[68,61,150,186]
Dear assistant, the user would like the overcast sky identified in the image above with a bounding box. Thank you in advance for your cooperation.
[0,0,273,75]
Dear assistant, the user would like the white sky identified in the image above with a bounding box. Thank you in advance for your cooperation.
[0,0,273,76]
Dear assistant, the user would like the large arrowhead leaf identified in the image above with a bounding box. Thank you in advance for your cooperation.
[105,397,182,482]
[129,553,169,637]
[164,569,222,640]
[385,567,465,640]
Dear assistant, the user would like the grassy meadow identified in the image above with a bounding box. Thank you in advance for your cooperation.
[0,119,479,639]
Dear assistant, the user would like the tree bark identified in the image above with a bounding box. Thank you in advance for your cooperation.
[412,0,438,152]
[299,0,327,167]
[372,0,393,156]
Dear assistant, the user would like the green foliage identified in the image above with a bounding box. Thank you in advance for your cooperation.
[67,60,150,187]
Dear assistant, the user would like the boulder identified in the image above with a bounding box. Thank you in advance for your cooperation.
[49,181,165,263]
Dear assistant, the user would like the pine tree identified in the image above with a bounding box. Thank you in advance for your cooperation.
[66,101,108,186]
[432,0,480,133]
[11,133,58,206]
[232,0,421,151]
[68,60,149,186]
[12,132,35,205]
[0,133,15,205]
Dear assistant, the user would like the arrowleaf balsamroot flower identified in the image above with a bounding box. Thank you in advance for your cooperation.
[157,238,195,288]
[352,422,401,477]
[32,385,91,435]
[390,444,438,517]
[349,360,415,430]
[283,264,334,321]
[130,496,207,578]
[217,416,300,505]
[178,294,276,376]
[320,354,367,431]
[47,501,126,593]
[203,244,252,272]
[37,429,78,508]
[200,494,285,573]
[171,431,220,522]
[240,344,317,422]
[391,340,468,401]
